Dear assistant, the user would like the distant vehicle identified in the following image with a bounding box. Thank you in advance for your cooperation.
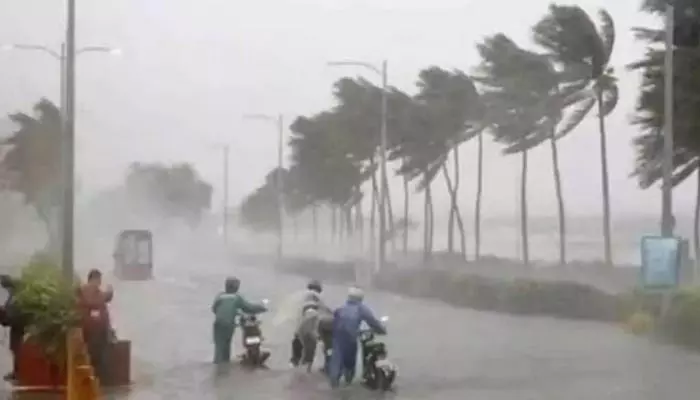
[113,229,153,281]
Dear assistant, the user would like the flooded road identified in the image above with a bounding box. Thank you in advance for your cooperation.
[105,259,700,400]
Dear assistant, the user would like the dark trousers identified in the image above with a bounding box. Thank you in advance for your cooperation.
[213,321,235,364]
[290,333,317,367]
[85,328,109,384]
[318,328,332,372]
[9,326,23,376]
[328,333,357,388]
[290,335,303,365]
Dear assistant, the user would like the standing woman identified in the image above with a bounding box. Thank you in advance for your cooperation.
[77,269,113,384]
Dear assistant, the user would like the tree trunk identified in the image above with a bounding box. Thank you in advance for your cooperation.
[383,174,396,252]
[331,206,337,244]
[453,147,465,258]
[442,163,466,259]
[475,130,483,261]
[694,168,700,281]
[446,165,455,255]
[403,174,409,255]
[423,174,430,262]
[370,158,378,258]
[427,181,435,261]
[345,206,353,237]
[596,91,613,267]
[550,135,567,266]
[338,206,345,243]
[292,215,298,241]
[312,205,318,243]
[356,203,364,252]
[520,150,530,267]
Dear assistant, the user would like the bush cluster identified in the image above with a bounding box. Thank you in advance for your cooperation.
[277,257,700,350]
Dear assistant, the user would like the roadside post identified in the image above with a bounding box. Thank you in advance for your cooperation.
[640,235,683,319]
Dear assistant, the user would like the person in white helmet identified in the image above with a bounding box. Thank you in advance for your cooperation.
[327,286,386,388]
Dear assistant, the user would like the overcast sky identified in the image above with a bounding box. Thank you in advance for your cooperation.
[0,0,687,221]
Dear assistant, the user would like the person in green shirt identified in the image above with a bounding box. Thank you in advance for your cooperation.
[211,277,268,364]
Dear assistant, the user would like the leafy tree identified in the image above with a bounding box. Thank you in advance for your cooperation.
[239,169,283,233]
[124,162,212,227]
[0,98,63,254]
[288,110,365,242]
[532,4,619,266]
[392,67,482,258]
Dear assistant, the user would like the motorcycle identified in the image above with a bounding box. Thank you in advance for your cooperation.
[237,299,271,368]
[359,316,397,391]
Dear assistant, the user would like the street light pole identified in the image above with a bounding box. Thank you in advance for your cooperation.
[223,144,230,245]
[661,4,675,238]
[378,60,388,274]
[242,113,285,260]
[326,60,389,276]
[1,36,119,277]
[276,115,284,261]
[62,0,77,279]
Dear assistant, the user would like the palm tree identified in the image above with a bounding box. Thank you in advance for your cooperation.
[287,110,366,243]
[476,34,571,266]
[412,67,483,257]
[532,4,619,266]
[1,98,63,254]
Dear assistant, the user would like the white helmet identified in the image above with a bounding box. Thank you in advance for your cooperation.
[348,286,364,301]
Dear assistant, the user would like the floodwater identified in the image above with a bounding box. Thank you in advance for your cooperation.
[99,255,700,400]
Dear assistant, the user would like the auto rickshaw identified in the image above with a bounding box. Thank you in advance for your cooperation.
[113,229,153,280]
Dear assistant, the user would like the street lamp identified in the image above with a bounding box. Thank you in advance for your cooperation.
[1,36,119,277]
[0,43,120,122]
[326,60,388,276]
[242,113,285,260]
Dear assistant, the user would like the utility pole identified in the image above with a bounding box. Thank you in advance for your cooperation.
[62,0,76,278]
[661,3,675,238]
[222,144,229,245]
[377,60,388,274]
[276,115,284,261]
[326,59,389,277]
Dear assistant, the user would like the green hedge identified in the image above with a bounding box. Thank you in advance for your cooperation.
[276,258,700,350]
[660,287,700,349]
[277,259,628,322]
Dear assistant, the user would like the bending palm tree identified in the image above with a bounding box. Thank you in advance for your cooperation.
[533,4,619,267]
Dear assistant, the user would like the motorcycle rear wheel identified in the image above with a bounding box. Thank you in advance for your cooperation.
[375,368,394,391]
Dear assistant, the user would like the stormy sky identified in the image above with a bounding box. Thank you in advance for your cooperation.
[0,0,683,220]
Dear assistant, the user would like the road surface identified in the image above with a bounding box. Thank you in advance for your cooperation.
[91,253,700,400]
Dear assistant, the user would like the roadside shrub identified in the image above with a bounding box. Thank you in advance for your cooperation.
[661,287,700,349]
[623,311,655,335]
[279,257,628,323]
[14,256,80,364]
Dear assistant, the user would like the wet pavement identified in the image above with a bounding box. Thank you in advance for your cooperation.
[89,253,700,400]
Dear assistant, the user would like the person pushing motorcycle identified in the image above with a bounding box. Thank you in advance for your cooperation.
[290,279,333,371]
[211,277,268,364]
[328,286,386,388]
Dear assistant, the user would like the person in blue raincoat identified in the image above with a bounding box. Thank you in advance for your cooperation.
[211,277,268,364]
[328,286,386,388]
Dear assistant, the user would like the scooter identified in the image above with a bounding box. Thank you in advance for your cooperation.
[237,299,271,368]
[359,316,397,391]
